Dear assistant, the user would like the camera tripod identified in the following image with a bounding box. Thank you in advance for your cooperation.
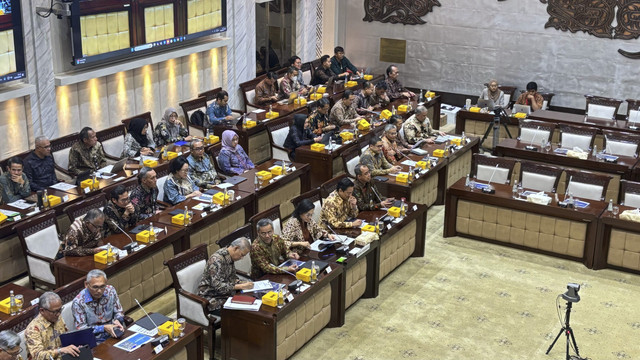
[546,301,581,360]
[480,107,513,153]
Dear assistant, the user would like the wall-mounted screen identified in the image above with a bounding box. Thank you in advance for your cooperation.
[0,0,26,84]
[70,0,227,66]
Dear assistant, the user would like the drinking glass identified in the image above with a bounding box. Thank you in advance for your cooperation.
[545,141,552,153]
[540,139,547,151]
[468,180,475,192]
[612,206,620,217]
[227,190,235,203]
[172,319,180,341]
[177,318,186,338]
[517,184,524,198]
[15,295,23,313]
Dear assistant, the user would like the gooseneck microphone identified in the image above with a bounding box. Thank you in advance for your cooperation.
[110,219,137,253]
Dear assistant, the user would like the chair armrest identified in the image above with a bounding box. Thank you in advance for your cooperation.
[178,289,209,309]
[104,154,121,162]
[272,144,289,153]
[26,251,55,264]
[54,164,74,178]
[157,200,171,209]
[231,108,244,114]
[236,270,251,279]
[123,316,134,326]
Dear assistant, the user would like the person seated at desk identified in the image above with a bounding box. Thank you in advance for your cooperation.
[353,81,376,116]
[187,139,220,189]
[279,67,308,99]
[353,164,394,211]
[310,55,336,86]
[515,81,544,112]
[320,177,361,229]
[390,114,411,149]
[23,136,58,192]
[205,90,238,127]
[309,98,336,136]
[72,270,125,344]
[130,167,159,220]
[360,136,402,176]
[0,330,23,360]
[0,157,30,204]
[382,124,409,163]
[402,106,446,145]
[282,199,334,254]
[60,209,105,257]
[290,55,312,89]
[371,81,391,109]
[283,114,322,161]
[164,157,202,205]
[104,185,138,234]
[154,107,192,146]
[479,79,506,108]
[25,292,80,360]
[122,118,156,157]
[254,72,280,106]
[329,90,359,127]
[330,46,361,80]
[385,64,415,101]
[218,130,255,175]
[197,237,253,315]
[68,127,107,176]
[251,218,300,279]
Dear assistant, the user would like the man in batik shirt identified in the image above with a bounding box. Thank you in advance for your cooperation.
[186,139,219,189]
[60,209,105,257]
[25,292,80,360]
[371,81,391,109]
[353,164,394,211]
[104,185,138,234]
[359,136,402,176]
[68,127,107,176]
[384,64,415,101]
[329,90,359,126]
[279,67,307,98]
[130,167,159,220]
[401,106,446,145]
[320,177,361,229]
[250,219,300,278]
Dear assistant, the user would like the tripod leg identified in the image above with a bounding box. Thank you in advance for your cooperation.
[502,123,513,138]
[480,121,494,149]
[567,326,580,357]
[545,327,565,355]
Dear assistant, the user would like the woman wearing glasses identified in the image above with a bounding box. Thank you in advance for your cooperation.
[163,157,202,205]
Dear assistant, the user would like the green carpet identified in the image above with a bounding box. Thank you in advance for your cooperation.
[291,205,640,360]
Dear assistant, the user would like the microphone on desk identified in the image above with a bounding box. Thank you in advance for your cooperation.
[371,184,384,203]
[110,219,137,254]
[322,220,350,254]
[482,164,498,194]
[134,299,160,335]
[525,126,540,151]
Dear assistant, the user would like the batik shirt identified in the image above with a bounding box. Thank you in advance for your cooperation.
[197,248,239,311]
[320,190,359,229]
[129,184,157,220]
[385,77,407,101]
[279,76,302,98]
[281,217,327,250]
[0,173,30,203]
[360,148,393,176]
[308,111,331,135]
[255,78,279,105]
[250,235,292,278]
[329,99,358,126]
[381,136,405,163]
[402,114,436,145]
[68,142,107,176]
[371,91,390,108]
[72,286,124,343]
[515,92,544,109]
[61,218,104,257]
[186,154,218,188]
[353,89,374,115]
[154,121,189,146]
[353,179,383,211]
[25,314,67,360]
[103,201,139,234]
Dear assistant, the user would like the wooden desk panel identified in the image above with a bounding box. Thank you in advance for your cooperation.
[593,205,640,273]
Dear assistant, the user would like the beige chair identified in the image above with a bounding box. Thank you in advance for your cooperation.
[625,98,640,125]
[519,161,563,193]
[565,169,612,201]
[585,95,623,120]
[249,205,283,237]
[341,146,361,179]
[602,129,640,157]
[559,124,598,151]
[96,125,126,161]
[55,278,87,331]
[518,119,555,144]
[179,96,208,138]
[472,154,516,185]
[15,210,61,289]
[63,193,107,223]
[265,115,295,161]
[498,85,517,107]
[320,174,349,199]
[154,162,171,205]
[50,132,80,179]
[620,180,640,208]
[540,92,555,110]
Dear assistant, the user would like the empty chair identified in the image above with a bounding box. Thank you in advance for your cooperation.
[341,146,361,179]
[519,161,563,193]
[584,95,623,120]
[559,125,598,151]
[498,85,517,107]
[472,154,516,185]
[518,119,555,144]
[620,180,640,208]
[291,188,323,224]
[96,125,126,160]
[15,210,61,288]
[602,129,640,157]
[626,99,640,125]
[564,169,612,201]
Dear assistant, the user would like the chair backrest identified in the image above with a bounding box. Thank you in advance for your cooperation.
[155,162,171,203]
[239,74,268,110]
[198,87,223,107]
[472,154,516,185]
[565,169,612,201]
[519,161,563,193]
[540,92,554,110]
[15,210,61,286]
[518,119,555,144]
[342,146,361,178]
[498,85,517,106]
[290,188,323,224]
[64,193,107,223]
[216,224,253,276]
[585,95,623,119]
[121,112,154,132]
[164,243,209,326]
[602,129,640,157]
[625,99,640,123]
[207,142,223,173]
[54,277,86,330]
[301,62,312,85]
[0,150,30,173]
[179,97,208,138]
[266,117,294,148]
[559,124,598,151]
[320,174,349,199]
[249,205,282,238]
[96,125,126,159]
[51,132,80,171]
[620,180,640,207]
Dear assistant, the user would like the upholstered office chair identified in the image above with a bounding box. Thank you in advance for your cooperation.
[559,124,598,151]
[15,210,61,289]
[564,169,612,201]
[216,224,254,279]
[584,95,623,120]
[266,113,296,161]
[101,177,138,200]
[239,75,267,113]
[518,119,555,144]
[602,129,640,157]
[96,125,126,161]
[341,146,361,179]
[625,99,640,125]
[55,278,87,330]
[519,161,563,193]
[63,193,107,224]
[301,62,313,85]
[165,244,219,360]
[249,205,283,238]
[620,180,640,207]
[320,174,349,199]
[291,188,323,224]
[471,154,516,185]
[50,132,80,180]
[179,96,208,138]
[154,162,171,205]
[207,142,224,174]
[198,87,245,115]
[498,85,517,107]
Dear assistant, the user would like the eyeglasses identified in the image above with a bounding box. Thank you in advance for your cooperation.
[43,305,64,315]
[169,114,178,119]
[192,147,204,151]
[89,284,107,291]
[86,222,103,231]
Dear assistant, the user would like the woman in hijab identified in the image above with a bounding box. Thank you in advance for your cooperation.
[154,107,192,146]
[122,118,156,157]
[283,114,322,161]
[479,79,506,107]
[218,130,255,175]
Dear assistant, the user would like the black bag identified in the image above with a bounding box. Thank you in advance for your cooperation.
[189,109,206,127]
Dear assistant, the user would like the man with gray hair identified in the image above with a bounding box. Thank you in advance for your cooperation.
[130,166,159,220]
[72,269,124,344]
[197,237,254,315]
[25,292,80,359]
[23,135,58,192]
[0,330,22,360]
[401,105,446,145]
[186,139,220,189]
[251,218,299,278]
[60,208,105,257]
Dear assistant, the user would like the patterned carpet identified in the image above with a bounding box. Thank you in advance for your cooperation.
[290,205,640,360]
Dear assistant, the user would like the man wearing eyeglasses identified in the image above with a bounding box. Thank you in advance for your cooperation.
[23,136,58,192]
[25,292,80,359]
[359,136,402,176]
[104,185,139,234]
[72,270,125,344]
[186,139,220,189]
[0,330,22,360]
[60,209,105,257]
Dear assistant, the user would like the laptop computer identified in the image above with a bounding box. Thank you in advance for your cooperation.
[60,328,97,349]
[513,104,531,115]
[477,98,495,109]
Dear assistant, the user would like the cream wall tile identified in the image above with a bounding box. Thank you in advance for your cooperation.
[107,70,135,127]
[0,98,29,158]
[77,77,109,130]
[133,64,162,123]
[56,84,80,138]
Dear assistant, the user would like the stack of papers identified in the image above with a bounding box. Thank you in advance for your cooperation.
[223,297,262,311]
[50,182,77,191]
[8,199,33,210]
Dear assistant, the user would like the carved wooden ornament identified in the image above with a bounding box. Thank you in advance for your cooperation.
[363,0,442,25]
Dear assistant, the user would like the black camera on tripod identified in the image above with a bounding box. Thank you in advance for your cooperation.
[562,283,580,303]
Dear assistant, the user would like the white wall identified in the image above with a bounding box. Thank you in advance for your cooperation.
[340,0,640,111]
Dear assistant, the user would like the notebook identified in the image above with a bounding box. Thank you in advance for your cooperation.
[60,328,97,349]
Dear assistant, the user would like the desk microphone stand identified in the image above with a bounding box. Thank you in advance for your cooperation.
[545,301,581,360]
[480,107,513,154]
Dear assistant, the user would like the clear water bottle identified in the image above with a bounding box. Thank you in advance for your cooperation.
[149,222,156,243]
[608,199,613,212]
[310,260,318,284]
[106,243,113,265]
[465,174,470,187]
[512,184,518,199]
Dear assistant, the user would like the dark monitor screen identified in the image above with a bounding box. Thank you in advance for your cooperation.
[0,0,26,84]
